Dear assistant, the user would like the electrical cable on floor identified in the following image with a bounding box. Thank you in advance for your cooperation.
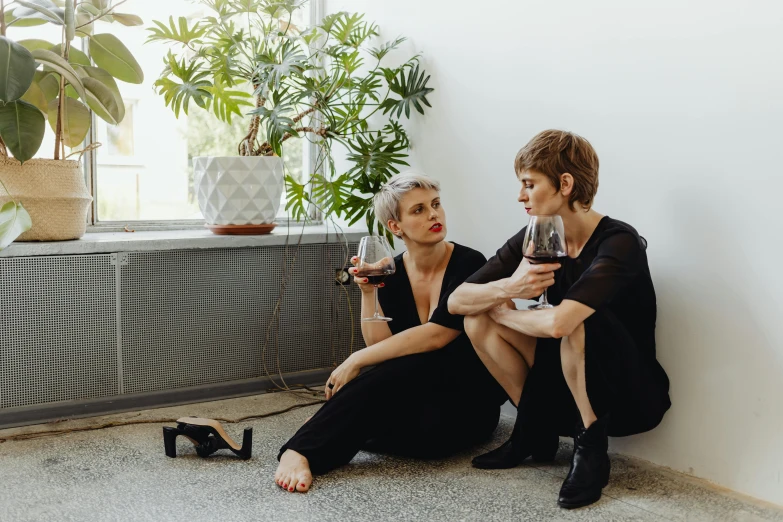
[0,389,326,444]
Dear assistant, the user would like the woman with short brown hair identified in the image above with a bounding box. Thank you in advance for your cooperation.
[449,129,671,509]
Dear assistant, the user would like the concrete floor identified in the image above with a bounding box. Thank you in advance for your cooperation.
[1,391,781,522]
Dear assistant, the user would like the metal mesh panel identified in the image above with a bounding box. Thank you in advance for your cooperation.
[121,243,363,395]
[0,255,118,408]
[266,242,364,376]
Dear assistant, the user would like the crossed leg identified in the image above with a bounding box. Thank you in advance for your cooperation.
[465,311,596,426]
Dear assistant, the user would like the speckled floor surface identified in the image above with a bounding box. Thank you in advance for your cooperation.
[1,391,781,522]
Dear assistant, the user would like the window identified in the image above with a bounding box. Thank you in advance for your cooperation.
[11,0,315,229]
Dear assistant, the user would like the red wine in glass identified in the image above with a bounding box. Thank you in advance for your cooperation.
[524,254,567,265]
[522,215,568,310]
[358,269,394,286]
[356,236,396,322]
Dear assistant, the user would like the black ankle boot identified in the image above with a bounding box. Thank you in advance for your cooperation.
[557,415,610,509]
[471,431,558,469]
[472,407,558,469]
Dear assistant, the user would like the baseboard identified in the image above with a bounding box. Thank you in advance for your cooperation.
[0,368,331,430]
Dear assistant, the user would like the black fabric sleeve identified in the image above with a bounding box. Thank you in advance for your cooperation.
[463,227,527,285]
[564,232,644,310]
[428,247,488,332]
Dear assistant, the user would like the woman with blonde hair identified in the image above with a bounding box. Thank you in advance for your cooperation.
[274,171,506,492]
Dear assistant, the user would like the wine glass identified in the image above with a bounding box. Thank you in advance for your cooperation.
[522,215,568,310]
[356,236,396,322]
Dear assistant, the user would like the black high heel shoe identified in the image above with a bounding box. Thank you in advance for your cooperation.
[163,417,253,460]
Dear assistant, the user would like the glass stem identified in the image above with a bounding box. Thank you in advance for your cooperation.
[541,288,550,307]
[373,286,380,317]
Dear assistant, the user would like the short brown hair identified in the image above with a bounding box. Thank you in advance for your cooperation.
[514,130,599,211]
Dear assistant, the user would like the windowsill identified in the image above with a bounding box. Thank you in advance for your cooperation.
[0,225,367,258]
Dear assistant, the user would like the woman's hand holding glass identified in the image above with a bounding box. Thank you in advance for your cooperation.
[349,256,389,293]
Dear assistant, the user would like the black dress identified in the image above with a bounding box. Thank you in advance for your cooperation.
[279,243,507,474]
[465,217,671,437]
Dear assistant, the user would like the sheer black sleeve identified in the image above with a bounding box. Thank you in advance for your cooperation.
[428,246,488,331]
[564,232,645,310]
[463,227,527,285]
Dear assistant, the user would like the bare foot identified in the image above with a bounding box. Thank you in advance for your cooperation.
[275,450,313,493]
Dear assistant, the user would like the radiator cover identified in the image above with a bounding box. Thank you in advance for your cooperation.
[0,243,362,416]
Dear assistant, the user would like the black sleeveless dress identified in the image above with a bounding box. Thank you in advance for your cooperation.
[465,217,671,436]
[279,243,507,474]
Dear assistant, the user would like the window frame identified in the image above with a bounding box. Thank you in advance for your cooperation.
[83,0,324,232]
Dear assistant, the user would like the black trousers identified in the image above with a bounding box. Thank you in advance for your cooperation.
[529,309,671,438]
[279,349,504,475]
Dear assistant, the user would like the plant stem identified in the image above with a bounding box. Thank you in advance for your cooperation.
[1,0,7,37]
[282,127,326,143]
[292,106,316,124]
[54,33,69,160]
[0,136,7,157]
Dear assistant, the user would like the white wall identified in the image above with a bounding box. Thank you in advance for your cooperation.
[326,0,783,506]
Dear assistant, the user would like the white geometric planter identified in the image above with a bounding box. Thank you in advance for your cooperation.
[193,156,285,230]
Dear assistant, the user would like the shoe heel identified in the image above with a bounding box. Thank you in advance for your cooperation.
[238,427,253,460]
[163,427,178,458]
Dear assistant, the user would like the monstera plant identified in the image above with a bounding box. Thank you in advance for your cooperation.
[0,0,143,248]
[147,0,433,238]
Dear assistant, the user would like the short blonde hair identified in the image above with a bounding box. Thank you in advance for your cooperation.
[373,171,441,229]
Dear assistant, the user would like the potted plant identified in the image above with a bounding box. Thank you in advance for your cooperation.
[147,0,433,237]
[0,0,144,249]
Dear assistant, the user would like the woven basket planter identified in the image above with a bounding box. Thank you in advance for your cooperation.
[0,158,92,241]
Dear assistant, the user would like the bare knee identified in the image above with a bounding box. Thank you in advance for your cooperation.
[464,312,495,345]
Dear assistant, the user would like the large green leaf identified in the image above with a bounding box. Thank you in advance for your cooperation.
[369,37,407,61]
[0,36,37,103]
[153,53,211,118]
[82,77,121,124]
[50,44,91,67]
[378,64,434,119]
[13,0,64,25]
[89,33,143,84]
[0,201,33,250]
[47,97,90,147]
[146,16,207,47]
[284,174,311,222]
[311,173,351,217]
[31,49,88,103]
[20,80,49,114]
[112,13,144,26]
[5,9,48,27]
[254,40,306,89]
[77,3,101,16]
[35,71,60,101]
[64,0,75,41]
[16,39,56,53]
[0,100,46,163]
[345,132,409,182]
[80,66,124,122]
[205,82,252,124]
